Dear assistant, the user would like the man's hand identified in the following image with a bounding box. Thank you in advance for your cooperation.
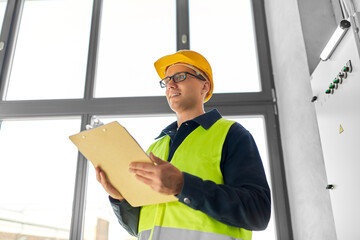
[129,152,184,195]
[95,167,124,201]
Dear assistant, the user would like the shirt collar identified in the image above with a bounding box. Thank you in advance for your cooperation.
[155,109,222,139]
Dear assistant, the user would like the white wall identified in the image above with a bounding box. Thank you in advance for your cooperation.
[264,0,338,239]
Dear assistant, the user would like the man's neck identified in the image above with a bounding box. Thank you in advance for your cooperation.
[176,109,205,128]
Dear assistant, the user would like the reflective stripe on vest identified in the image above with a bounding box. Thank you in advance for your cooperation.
[139,118,252,240]
[139,226,246,240]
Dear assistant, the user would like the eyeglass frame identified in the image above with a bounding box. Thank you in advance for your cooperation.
[159,71,207,88]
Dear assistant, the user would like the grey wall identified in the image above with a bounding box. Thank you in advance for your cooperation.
[298,0,360,74]
[297,0,337,74]
[264,0,339,239]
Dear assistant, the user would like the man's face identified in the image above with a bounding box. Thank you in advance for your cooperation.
[164,64,209,113]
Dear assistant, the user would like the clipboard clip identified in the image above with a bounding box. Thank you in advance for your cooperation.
[86,116,104,130]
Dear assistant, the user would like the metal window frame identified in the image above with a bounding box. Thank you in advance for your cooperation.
[0,0,23,100]
[0,0,292,239]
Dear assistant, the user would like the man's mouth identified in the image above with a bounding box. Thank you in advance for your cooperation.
[170,93,181,98]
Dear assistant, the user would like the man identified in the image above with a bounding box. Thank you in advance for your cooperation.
[96,50,271,240]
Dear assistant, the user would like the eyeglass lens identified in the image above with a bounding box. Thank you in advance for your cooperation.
[160,72,187,88]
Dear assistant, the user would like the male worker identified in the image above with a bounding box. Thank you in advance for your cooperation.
[96,50,271,240]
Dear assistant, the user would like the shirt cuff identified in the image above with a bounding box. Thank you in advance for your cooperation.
[176,172,204,210]
[109,196,133,211]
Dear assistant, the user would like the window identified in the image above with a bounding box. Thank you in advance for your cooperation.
[0,0,288,239]
[5,0,93,100]
[228,116,275,240]
[189,0,261,93]
[83,116,174,240]
[94,0,176,98]
[0,1,6,33]
[0,118,80,239]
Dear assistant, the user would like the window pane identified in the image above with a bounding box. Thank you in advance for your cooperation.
[83,116,174,240]
[5,0,93,100]
[227,116,275,240]
[0,118,81,239]
[189,0,261,93]
[0,1,7,33]
[83,115,274,239]
[94,0,175,98]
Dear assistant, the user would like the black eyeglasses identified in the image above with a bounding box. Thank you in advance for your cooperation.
[159,72,206,88]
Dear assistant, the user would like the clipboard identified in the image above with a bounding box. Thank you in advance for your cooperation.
[69,121,177,207]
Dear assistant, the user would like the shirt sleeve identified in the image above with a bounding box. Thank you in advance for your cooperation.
[109,196,140,236]
[175,123,271,230]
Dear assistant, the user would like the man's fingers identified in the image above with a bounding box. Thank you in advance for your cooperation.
[100,170,124,199]
[97,167,113,190]
[95,167,101,182]
[100,171,108,186]
[129,167,155,179]
[129,162,156,172]
[129,153,166,172]
[94,167,124,201]
[150,152,166,165]
[134,174,154,186]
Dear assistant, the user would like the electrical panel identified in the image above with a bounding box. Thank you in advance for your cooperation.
[311,18,360,239]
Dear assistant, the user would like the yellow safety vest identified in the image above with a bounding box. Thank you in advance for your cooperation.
[138,118,252,240]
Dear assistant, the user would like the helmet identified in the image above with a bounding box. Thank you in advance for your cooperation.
[154,50,213,102]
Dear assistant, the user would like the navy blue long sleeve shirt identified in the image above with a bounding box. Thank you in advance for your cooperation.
[110,109,271,236]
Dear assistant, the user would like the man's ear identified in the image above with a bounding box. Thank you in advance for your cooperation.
[201,81,210,94]
[201,81,210,102]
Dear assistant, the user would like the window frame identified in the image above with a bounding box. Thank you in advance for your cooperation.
[0,0,292,239]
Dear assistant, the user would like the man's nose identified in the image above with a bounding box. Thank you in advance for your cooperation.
[167,78,177,88]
